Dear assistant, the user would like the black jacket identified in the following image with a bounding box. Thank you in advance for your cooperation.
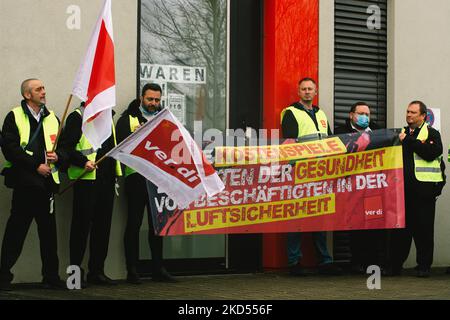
[1,101,65,192]
[58,108,117,179]
[281,102,333,139]
[116,99,163,188]
[116,99,147,144]
[402,123,444,198]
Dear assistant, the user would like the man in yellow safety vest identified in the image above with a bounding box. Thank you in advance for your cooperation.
[116,83,176,284]
[59,102,122,287]
[0,78,66,290]
[281,77,342,276]
[390,100,445,278]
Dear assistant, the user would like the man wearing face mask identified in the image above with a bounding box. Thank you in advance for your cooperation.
[116,83,177,284]
[334,102,386,274]
[334,102,379,135]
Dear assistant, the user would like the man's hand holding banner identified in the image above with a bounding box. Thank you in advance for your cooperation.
[145,129,406,236]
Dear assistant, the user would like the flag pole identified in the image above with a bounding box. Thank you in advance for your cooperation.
[51,94,73,153]
[58,154,110,195]
[59,109,167,195]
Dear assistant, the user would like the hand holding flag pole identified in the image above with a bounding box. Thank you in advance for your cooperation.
[58,154,107,195]
[59,0,116,194]
[58,111,161,195]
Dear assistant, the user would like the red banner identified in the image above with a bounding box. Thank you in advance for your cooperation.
[149,129,405,235]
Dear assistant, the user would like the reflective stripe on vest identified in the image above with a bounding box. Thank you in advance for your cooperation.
[4,106,60,184]
[280,106,328,140]
[402,126,443,182]
[67,109,122,180]
[112,121,123,177]
[124,115,140,177]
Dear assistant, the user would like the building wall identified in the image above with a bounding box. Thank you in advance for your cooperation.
[388,0,450,267]
[0,0,137,282]
[318,0,335,253]
[320,0,450,268]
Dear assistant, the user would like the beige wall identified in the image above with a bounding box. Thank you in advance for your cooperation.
[321,0,450,268]
[0,0,137,282]
[319,0,335,125]
[319,0,335,252]
[388,0,450,267]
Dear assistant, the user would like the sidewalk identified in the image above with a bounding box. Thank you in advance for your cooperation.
[1,268,450,300]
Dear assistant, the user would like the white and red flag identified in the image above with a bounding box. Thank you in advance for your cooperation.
[107,109,225,208]
[72,0,115,149]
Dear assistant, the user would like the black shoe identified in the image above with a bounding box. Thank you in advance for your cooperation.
[87,273,118,286]
[126,271,142,285]
[416,269,430,278]
[0,280,13,291]
[152,267,177,283]
[0,271,14,291]
[318,263,343,276]
[289,264,307,276]
[42,277,67,290]
[383,266,402,277]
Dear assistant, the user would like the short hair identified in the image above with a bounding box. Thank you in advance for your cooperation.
[141,83,162,96]
[21,78,38,99]
[350,102,370,113]
[409,100,427,115]
[298,77,317,86]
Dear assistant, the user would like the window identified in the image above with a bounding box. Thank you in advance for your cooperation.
[334,0,387,129]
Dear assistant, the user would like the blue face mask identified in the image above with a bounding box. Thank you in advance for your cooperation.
[356,114,369,129]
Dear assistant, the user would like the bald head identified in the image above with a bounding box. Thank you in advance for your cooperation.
[21,78,39,98]
[20,78,46,108]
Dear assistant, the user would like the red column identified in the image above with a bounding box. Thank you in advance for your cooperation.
[262,0,320,270]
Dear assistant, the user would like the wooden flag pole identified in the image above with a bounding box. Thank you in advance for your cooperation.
[51,94,73,153]
[58,153,110,195]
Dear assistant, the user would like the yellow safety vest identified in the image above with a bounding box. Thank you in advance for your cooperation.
[67,108,122,180]
[124,115,140,177]
[402,125,444,182]
[280,106,328,140]
[448,144,449,162]
[4,106,60,184]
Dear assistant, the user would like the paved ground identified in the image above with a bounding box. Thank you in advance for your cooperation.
[1,268,450,300]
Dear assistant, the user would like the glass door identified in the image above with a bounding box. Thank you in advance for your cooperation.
[139,0,228,273]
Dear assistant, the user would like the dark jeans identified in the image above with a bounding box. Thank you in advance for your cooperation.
[69,177,115,275]
[0,187,59,281]
[124,174,163,272]
[287,232,333,266]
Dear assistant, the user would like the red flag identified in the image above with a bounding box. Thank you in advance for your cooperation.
[107,109,225,208]
[72,0,115,149]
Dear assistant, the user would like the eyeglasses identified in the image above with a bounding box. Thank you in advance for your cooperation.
[146,97,161,103]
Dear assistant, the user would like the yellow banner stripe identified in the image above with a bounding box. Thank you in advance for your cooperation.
[214,137,347,167]
[294,146,403,184]
[184,194,335,233]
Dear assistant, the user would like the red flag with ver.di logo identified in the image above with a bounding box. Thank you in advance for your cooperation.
[72,0,115,149]
[107,109,224,208]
